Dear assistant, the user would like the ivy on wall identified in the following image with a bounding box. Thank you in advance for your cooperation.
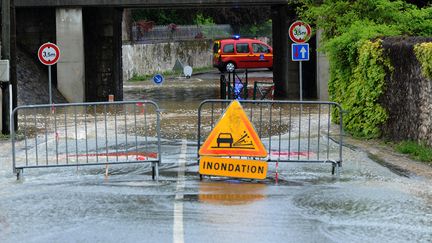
[299,0,432,138]
[324,22,399,138]
[414,42,432,80]
[342,40,392,138]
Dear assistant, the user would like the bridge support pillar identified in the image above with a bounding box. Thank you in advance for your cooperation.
[56,8,85,102]
[271,4,299,99]
[83,7,123,101]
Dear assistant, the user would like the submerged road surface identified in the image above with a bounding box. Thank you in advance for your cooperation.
[0,138,431,242]
[0,71,431,242]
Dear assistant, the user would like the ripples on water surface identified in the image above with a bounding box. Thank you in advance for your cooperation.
[0,77,431,242]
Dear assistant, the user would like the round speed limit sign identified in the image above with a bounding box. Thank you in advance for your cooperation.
[38,42,60,65]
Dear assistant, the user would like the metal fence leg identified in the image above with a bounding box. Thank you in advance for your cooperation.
[151,162,159,181]
[331,161,342,177]
[16,169,22,180]
[336,161,342,177]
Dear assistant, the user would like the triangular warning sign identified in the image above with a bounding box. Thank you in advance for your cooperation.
[199,100,268,157]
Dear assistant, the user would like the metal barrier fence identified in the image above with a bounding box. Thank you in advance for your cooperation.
[11,101,161,180]
[197,100,344,175]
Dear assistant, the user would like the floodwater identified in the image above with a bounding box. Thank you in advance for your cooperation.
[0,73,431,242]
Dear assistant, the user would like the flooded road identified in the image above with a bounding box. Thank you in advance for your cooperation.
[0,70,431,242]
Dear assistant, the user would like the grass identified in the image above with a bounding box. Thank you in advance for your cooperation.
[127,66,214,82]
[395,140,432,164]
[128,70,177,82]
[0,133,9,141]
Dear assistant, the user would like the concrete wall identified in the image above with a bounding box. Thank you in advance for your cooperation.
[16,8,56,56]
[122,40,212,81]
[380,37,432,145]
[56,8,85,102]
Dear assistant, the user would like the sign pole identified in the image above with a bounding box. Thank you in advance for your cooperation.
[289,20,311,102]
[38,42,60,105]
[299,61,303,101]
[9,82,12,131]
[48,65,52,104]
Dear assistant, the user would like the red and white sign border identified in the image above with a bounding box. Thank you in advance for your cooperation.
[289,21,312,44]
[38,42,61,66]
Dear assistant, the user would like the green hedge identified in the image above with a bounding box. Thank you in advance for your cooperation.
[299,0,432,138]
[338,40,392,138]
[414,42,432,79]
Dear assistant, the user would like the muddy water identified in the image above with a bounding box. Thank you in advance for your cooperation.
[0,75,431,242]
[124,77,220,140]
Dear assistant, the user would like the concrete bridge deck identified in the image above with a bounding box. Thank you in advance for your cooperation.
[16,0,288,7]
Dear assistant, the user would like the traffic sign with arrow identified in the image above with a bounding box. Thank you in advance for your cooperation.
[291,43,309,61]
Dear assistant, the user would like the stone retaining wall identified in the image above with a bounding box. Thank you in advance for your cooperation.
[122,40,212,81]
[380,37,432,144]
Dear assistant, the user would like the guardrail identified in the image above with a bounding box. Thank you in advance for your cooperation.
[11,101,161,180]
[197,100,344,175]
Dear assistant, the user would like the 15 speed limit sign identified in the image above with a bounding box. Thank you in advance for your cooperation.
[38,43,60,65]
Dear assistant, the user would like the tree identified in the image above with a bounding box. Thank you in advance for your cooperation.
[131,7,271,30]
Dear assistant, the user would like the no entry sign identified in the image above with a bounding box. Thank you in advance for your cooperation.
[38,43,60,66]
[289,21,312,43]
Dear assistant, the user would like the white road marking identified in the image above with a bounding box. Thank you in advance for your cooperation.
[173,139,187,243]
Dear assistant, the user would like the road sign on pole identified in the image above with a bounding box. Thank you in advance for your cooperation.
[291,43,309,61]
[38,43,60,105]
[291,43,310,101]
[38,43,60,66]
[289,21,312,102]
[289,21,312,44]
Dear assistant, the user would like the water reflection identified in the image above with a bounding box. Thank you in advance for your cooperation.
[198,180,266,205]
[124,78,220,112]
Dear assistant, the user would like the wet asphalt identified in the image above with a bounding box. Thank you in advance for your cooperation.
[0,70,431,242]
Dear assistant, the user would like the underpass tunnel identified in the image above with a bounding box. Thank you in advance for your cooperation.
[12,2,326,106]
[124,5,320,100]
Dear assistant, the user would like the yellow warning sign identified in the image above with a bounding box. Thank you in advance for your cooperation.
[199,100,268,157]
[199,156,268,180]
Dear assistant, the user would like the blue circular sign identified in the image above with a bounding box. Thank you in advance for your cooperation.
[153,74,164,85]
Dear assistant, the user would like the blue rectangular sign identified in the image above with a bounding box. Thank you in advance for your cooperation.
[291,43,309,61]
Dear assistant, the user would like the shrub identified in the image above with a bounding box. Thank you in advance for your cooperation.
[298,0,432,138]
[414,42,432,79]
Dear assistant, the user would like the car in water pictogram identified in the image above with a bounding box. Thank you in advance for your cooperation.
[217,133,233,148]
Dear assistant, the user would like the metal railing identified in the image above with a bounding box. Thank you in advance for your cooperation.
[220,70,249,100]
[253,82,274,100]
[197,100,344,175]
[132,24,233,43]
[11,101,161,180]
